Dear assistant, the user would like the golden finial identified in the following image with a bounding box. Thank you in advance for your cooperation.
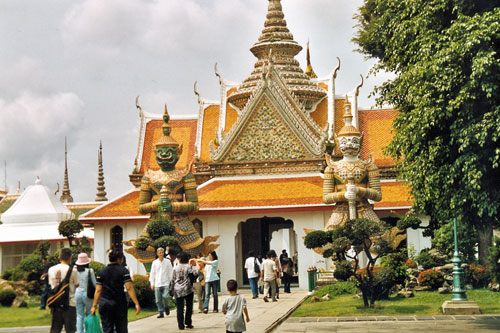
[305,40,317,79]
[337,95,361,137]
[154,102,180,149]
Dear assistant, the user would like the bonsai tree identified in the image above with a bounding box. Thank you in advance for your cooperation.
[305,218,395,307]
[58,219,83,246]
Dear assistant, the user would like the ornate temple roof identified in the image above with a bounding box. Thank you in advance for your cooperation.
[227,0,326,111]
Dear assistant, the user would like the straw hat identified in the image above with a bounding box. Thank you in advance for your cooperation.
[75,253,91,265]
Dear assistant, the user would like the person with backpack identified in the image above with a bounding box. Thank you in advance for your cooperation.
[75,253,97,333]
[244,250,261,299]
[48,248,79,333]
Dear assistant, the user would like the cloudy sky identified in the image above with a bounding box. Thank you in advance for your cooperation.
[0,0,390,202]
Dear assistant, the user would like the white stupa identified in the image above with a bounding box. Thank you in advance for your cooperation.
[0,178,93,243]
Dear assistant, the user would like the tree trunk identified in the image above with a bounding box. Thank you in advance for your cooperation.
[477,222,493,266]
[361,286,369,307]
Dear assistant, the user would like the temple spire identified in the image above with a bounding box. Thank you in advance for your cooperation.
[227,0,326,110]
[95,140,108,202]
[60,137,74,203]
[305,40,317,79]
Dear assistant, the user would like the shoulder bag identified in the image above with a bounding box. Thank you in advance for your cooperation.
[47,264,74,310]
[254,258,261,274]
[87,269,96,299]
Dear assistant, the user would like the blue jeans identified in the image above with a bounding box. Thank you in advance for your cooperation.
[40,284,50,309]
[249,277,259,297]
[202,280,218,311]
[75,290,92,333]
[154,286,170,313]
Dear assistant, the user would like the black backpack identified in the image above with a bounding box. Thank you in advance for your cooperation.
[47,265,74,310]
[254,258,261,274]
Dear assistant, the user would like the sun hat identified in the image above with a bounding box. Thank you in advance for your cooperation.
[75,252,91,265]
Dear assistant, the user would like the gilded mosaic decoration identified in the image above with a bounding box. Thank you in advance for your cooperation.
[225,102,309,161]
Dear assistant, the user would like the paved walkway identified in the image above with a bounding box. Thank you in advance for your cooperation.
[275,315,500,332]
[128,289,307,332]
[2,291,500,333]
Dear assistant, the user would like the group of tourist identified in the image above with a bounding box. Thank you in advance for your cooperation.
[244,249,295,302]
[46,248,140,333]
[46,246,257,333]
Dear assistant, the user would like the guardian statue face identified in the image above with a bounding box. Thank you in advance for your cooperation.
[155,146,179,171]
[338,135,361,157]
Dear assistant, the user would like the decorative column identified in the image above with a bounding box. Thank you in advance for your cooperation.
[451,218,467,301]
[442,218,480,314]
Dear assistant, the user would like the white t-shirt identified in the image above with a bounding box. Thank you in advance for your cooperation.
[222,294,247,332]
[48,263,78,307]
[244,257,260,279]
[262,259,276,282]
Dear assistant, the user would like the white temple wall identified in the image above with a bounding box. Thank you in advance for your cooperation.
[406,215,432,256]
[93,222,147,276]
[197,210,326,291]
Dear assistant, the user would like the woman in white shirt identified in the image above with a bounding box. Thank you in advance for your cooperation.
[199,251,220,313]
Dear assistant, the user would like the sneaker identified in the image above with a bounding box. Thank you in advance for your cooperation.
[203,308,208,314]
[263,297,269,302]
[252,296,258,299]
[157,313,164,318]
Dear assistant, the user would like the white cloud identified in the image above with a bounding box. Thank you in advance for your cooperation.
[0,92,84,161]
[61,0,149,56]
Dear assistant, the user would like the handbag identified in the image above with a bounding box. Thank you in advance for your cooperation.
[84,314,103,333]
[47,264,74,310]
[254,258,261,274]
[188,268,197,284]
[87,269,96,299]
[168,279,175,297]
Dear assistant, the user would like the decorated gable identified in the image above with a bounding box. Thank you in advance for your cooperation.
[210,68,326,163]
[224,99,310,161]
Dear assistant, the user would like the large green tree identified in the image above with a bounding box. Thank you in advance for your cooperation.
[354,1,500,264]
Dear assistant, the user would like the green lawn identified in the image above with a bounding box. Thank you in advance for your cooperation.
[0,296,157,328]
[292,289,500,317]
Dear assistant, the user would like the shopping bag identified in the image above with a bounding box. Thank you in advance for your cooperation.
[84,314,102,333]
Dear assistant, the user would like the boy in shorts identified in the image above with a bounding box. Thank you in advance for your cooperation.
[222,280,250,333]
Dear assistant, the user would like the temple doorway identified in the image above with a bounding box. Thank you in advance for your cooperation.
[235,216,298,286]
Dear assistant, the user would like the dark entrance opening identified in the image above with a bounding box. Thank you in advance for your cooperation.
[238,216,295,285]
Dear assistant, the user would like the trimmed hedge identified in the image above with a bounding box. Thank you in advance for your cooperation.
[132,274,155,308]
[0,289,16,307]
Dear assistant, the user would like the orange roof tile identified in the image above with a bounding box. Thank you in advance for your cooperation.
[140,119,197,173]
[197,176,411,210]
[81,179,410,221]
[199,105,220,162]
[358,109,398,166]
[375,181,412,208]
[309,97,328,129]
[225,105,238,135]
[82,190,146,219]
[198,176,324,209]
